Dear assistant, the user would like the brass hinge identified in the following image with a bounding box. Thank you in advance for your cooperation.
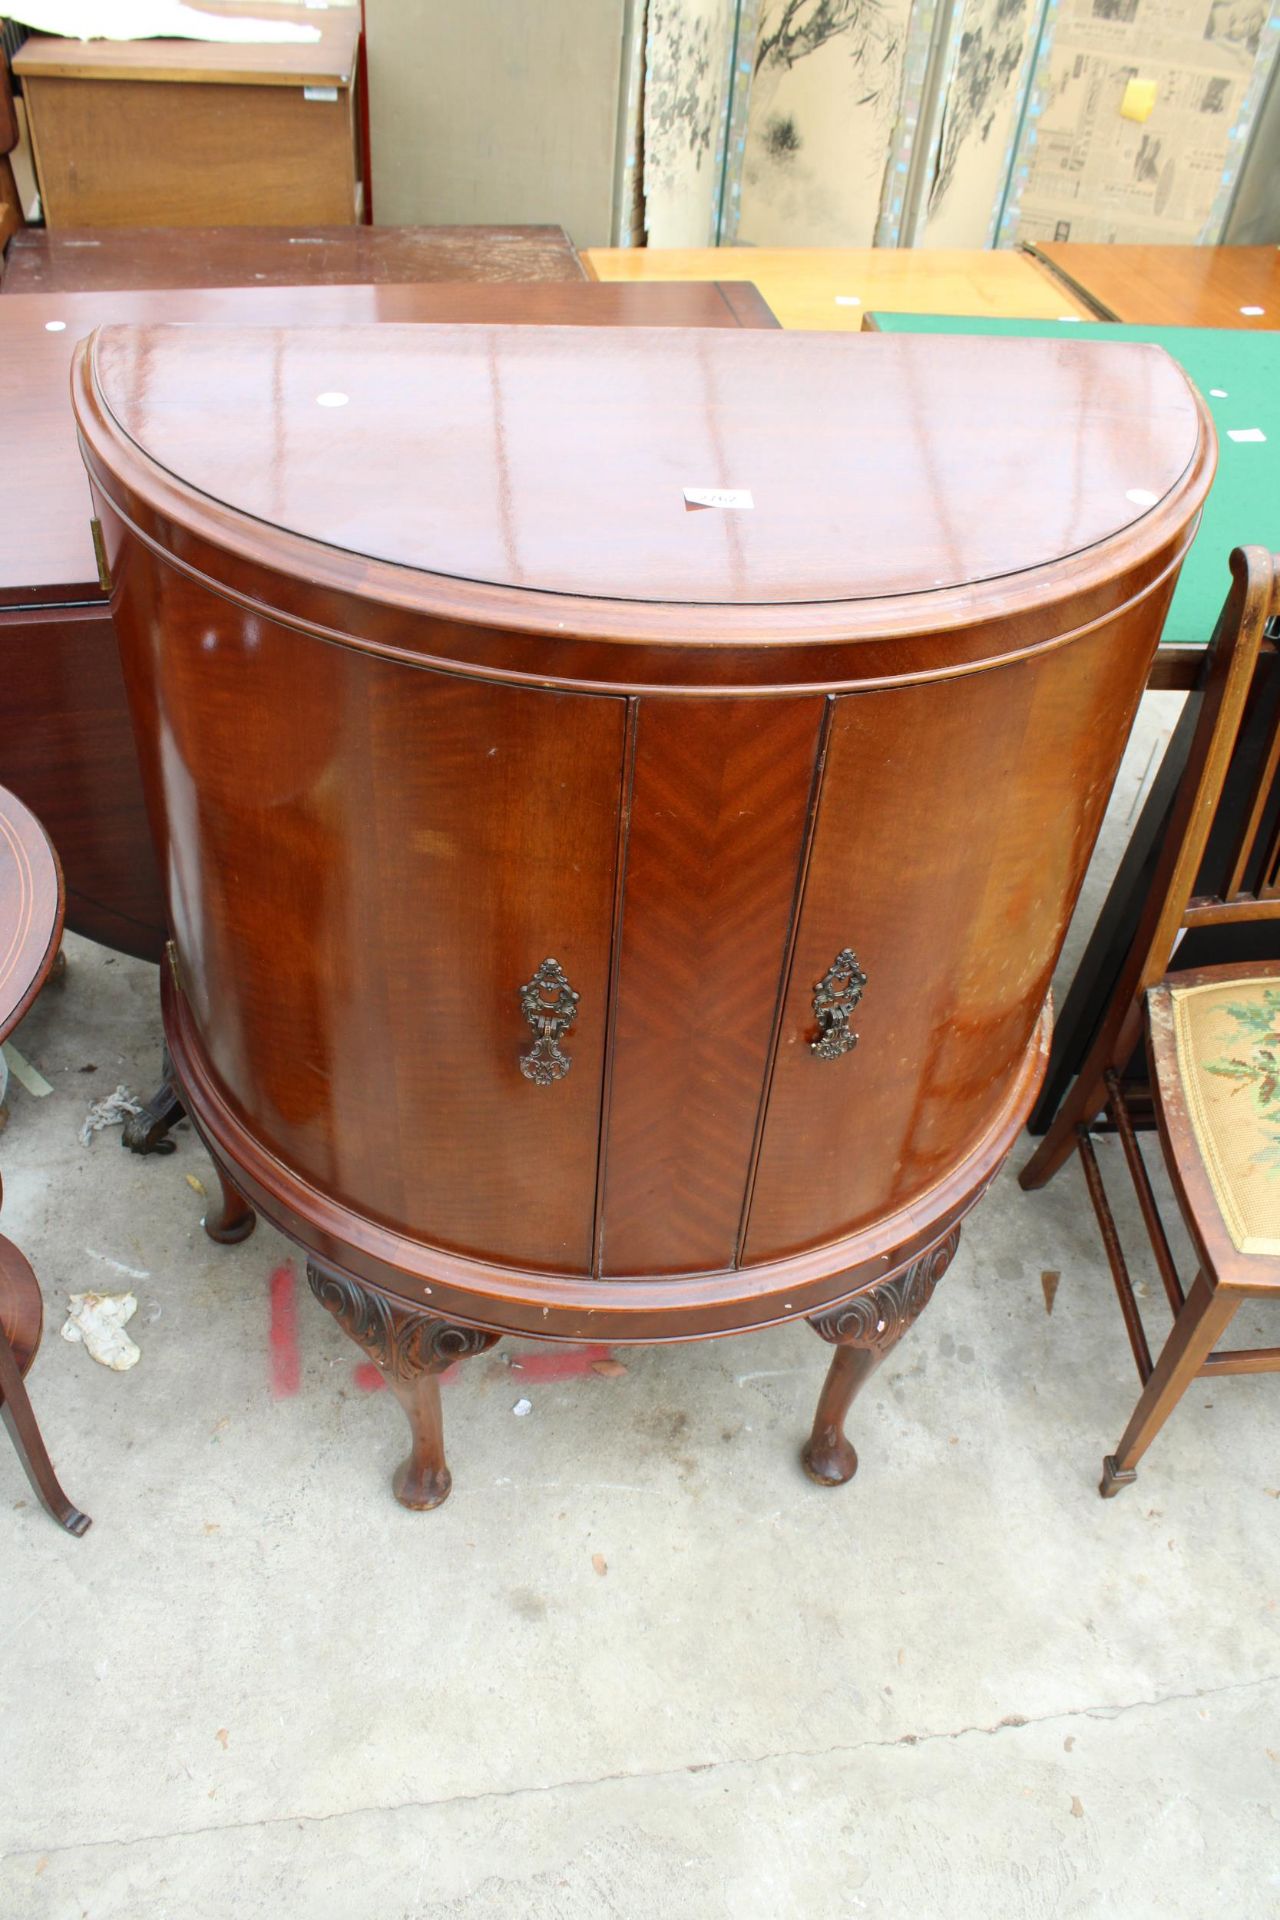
[165,940,183,998]
[90,518,112,594]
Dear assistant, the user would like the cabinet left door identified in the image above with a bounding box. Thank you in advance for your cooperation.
[112,555,628,1276]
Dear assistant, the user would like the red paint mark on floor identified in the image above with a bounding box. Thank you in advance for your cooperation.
[507,1343,613,1383]
[268,1262,301,1398]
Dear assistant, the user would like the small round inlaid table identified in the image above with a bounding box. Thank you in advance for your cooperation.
[0,784,89,1535]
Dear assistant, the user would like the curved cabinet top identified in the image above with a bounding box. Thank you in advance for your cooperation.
[74,322,1215,692]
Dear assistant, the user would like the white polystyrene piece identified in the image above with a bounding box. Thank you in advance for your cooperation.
[60,1291,141,1371]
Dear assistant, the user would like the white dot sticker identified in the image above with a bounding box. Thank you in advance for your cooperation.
[44,320,66,332]
[1209,388,1228,398]
[1240,306,1265,316]
[834,295,861,306]
[1126,489,1158,508]
[316,391,348,407]
[1228,427,1267,443]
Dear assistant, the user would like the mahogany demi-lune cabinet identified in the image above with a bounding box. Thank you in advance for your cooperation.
[72,322,1214,1509]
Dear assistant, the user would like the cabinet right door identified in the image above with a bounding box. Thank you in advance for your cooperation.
[744,622,1154,1263]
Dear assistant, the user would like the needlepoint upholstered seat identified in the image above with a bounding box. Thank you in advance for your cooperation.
[1169,976,1280,1259]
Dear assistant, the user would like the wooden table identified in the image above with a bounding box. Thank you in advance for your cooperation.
[0,276,776,970]
[14,3,362,228]
[585,246,1091,329]
[1029,245,1280,330]
[0,784,89,1535]
[1,224,586,295]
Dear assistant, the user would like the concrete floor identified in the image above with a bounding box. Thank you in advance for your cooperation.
[2,692,1278,1918]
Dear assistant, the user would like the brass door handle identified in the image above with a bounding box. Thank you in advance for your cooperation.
[810,948,867,1059]
[518,958,579,1085]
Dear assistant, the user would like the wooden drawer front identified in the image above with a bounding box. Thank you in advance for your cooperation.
[598,697,823,1277]
[745,617,1158,1262]
[114,555,625,1273]
[27,77,357,229]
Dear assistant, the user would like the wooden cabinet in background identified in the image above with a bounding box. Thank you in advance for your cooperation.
[14,7,362,228]
[73,322,1214,1510]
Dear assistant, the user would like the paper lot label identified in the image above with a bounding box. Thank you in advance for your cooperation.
[683,488,755,509]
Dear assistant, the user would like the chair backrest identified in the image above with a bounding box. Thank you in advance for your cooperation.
[1097,546,1280,1076]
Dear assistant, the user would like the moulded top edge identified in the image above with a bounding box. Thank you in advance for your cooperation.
[85,323,1211,615]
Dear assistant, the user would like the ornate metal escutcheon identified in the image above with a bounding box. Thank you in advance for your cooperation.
[810,947,868,1060]
[518,957,579,1085]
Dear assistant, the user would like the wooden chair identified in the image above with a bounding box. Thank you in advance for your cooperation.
[1020,546,1280,1494]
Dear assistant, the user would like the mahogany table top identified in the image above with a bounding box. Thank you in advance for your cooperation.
[1,223,586,295]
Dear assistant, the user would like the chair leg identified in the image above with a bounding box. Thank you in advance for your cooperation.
[1100,1270,1238,1498]
[1020,1067,1113,1191]
[0,1323,91,1536]
[1020,1099,1094,1192]
[1021,1007,1145,1193]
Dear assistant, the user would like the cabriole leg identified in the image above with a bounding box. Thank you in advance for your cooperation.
[0,1324,91,1536]
[201,1160,257,1245]
[307,1266,498,1510]
[803,1228,960,1488]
